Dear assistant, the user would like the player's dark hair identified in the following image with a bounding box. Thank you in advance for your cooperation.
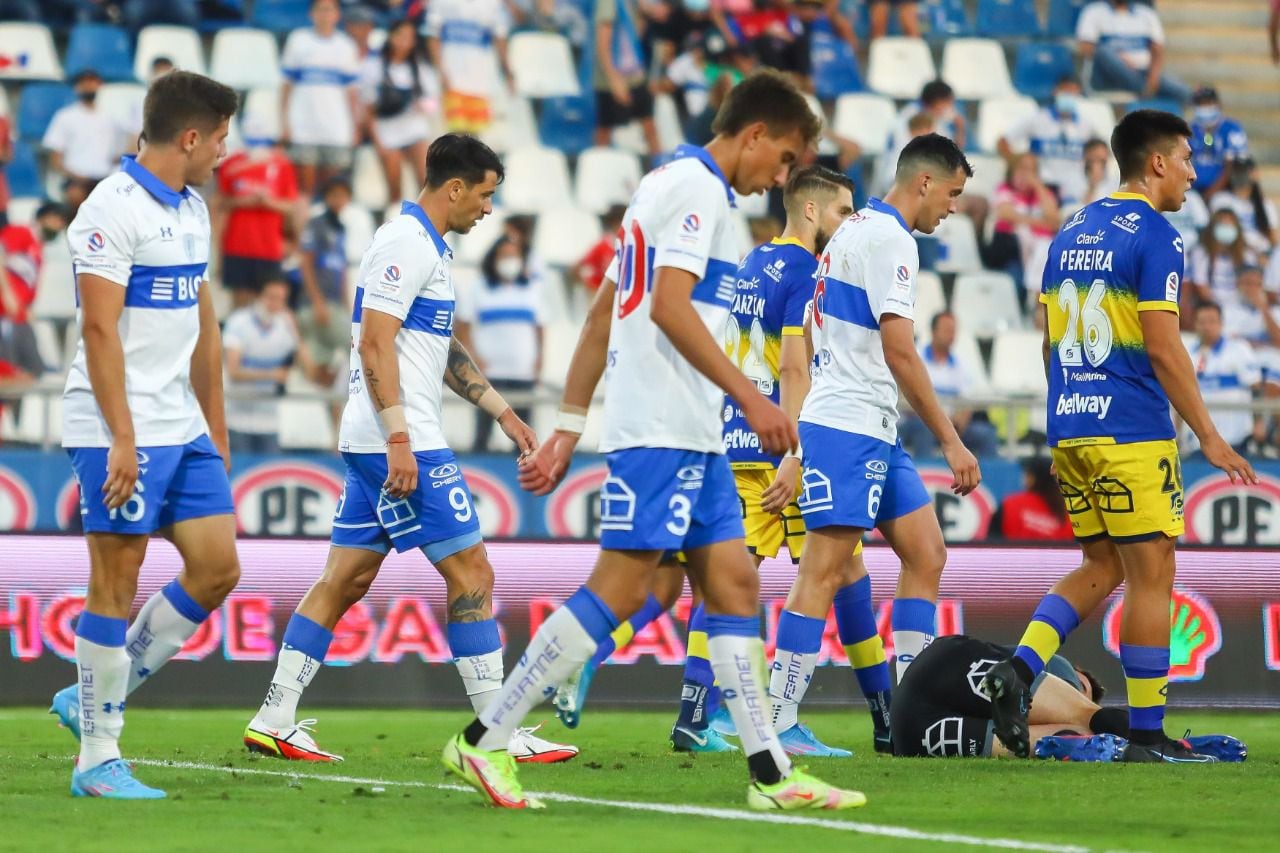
[142,71,238,145]
[711,68,822,145]
[895,133,973,183]
[1110,109,1192,182]
[1196,300,1223,318]
[1076,668,1106,703]
[930,310,953,333]
[919,79,955,107]
[783,165,853,211]
[425,133,505,189]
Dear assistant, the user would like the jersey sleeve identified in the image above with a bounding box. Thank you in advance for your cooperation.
[281,32,303,77]
[67,191,138,288]
[359,230,435,322]
[41,109,71,154]
[781,258,816,336]
[1075,4,1101,42]
[865,233,918,322]
[651,176,722,280]
[1135,224,1185,313]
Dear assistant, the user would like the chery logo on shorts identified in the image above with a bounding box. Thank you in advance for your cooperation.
[429,463,459,479]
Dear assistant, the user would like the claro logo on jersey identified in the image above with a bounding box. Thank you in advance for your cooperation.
[232,461,344,536]
[0,465,37,530]
[1183,472,1280,545]
[1102,588,1221,682]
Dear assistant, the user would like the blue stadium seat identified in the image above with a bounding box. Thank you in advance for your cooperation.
[16,82,75,141]
[810,27,864,99]
[926,0,973,37]
[976,0,1041,38]
[251,0,310,33]
[1125,98,1183,116]
[1046,0,1089,38]
[64,24,135,81]
[538,96,594,156]
[6,141,42,198]
[1013,42,1076,101]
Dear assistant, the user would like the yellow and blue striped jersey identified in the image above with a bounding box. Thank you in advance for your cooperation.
[1041,192,1185,447]
[723,237,816,468]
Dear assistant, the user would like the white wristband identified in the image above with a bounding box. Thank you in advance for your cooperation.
[784,442,802,460]
[478,386,511,420]
[378,404,408,436]
[554,407,588,435]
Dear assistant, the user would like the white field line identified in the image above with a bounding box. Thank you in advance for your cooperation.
[125,758,1089,853]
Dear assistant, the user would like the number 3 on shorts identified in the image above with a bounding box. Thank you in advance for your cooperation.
[667,493,692,536]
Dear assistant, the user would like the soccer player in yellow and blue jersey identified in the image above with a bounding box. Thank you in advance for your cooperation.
[981,110,1256,763]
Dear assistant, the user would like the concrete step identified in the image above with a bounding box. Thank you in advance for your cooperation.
[1166,28,1270,57]
[1161,1,1268,29]
[1168,55,1279,82]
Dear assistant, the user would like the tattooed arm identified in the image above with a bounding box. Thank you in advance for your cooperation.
[444,335,492,406]
[357,308,418,498]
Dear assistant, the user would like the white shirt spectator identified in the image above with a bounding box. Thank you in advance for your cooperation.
[919,343,975,416]
[1076,1,1165,72]
[358,53,441,150]
[455,271,546,383]
[1188,243,1263,306]
[42,102,121,180]
[665,52,709,117]
[1186,335,1260,450]
[282,26,361,147]
[1002,107,1095,205]
[222,306,299,436]
[424,0,509,98]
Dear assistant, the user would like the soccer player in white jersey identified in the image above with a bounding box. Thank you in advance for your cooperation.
[243,135,576,766]
[772,134,983,755]
[46,72,241,799]
[446,70,865,812]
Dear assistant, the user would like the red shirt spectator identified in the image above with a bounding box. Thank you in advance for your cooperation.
[0,224,43,322]
[217,147,299,262]
[997,458,1074,541]
[0,115,11,226]
[572,206,626,294]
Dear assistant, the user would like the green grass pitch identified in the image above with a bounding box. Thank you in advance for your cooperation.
[1,708,1276,852]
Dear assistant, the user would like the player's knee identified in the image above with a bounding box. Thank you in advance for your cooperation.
[444,548,495,595]
[338,569,377,606]
[903,540,947,584]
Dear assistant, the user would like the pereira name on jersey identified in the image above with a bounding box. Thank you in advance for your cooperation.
[600,145,739,454]
[1042,193,1183,447]
[63,156,211,448]
[723,238,815,467]
[339,201,455,454]
[801,198,919,444]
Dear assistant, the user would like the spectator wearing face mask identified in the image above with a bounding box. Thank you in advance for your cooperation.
[1222,265,1280,352]
[989,153,1061,310]
[1209,158,1277,252]
[875,80,965,196]
[998,77,1095,207]
[454,235,545,453]
[0,201,68,323]
[1188,86,1249,200]
[41,70,124,216]
[1186,208,1262,312]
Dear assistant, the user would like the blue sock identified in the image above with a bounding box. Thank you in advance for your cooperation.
[1120,643,1170,745]
[834,577,891,735]
[890,597,935,680]
[447,619,504,714]
[1013,593,1081,682]
[676,604,715,730]
[590,593,665,669]
[282,612,333,662]
[768,609,826,732]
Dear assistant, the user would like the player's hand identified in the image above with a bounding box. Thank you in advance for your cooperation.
[383,438,418,498]
[103,439,139,511]
[517,430,578,496]
[1200,434,1258,485]
[761,456,801,515]
[609,75,632,107]
[744,398,798,458]
[498,408,538,457]
[941,438,981,496]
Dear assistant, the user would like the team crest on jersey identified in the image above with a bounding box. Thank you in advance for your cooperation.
[681,214,700,234]
[87,232,106,252]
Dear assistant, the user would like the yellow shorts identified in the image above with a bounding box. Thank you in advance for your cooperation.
[1051,439,1185,542]
[444,92,492,133]
[734,468,864,563]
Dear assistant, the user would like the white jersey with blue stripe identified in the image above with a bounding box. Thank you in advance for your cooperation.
[281,27,360,147]
[600,145,740,454]
[801,198,920,444]
[63,156,212,448]
[339,202,455,454]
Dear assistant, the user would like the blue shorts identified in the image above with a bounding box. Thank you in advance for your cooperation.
[796,423,930,530]
[599,448,744,552]
[331,449,482,559]
[68,434,234,535]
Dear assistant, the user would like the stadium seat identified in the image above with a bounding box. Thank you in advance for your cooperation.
[33,242,77,322]
[653,93,685,152]
[575,146,642,214]
[97,83,146,139]
[537,95,595,157]
[963,153,1008,200]
[1046,0,1089,38]
[16,83,74,142]
[933,213,984,274]
[339,204,376,265]
[500,146,573,214]
[486,94,539,153]
[976,94,1039,153]
[455,208,509,265]
[210,29,282,90]
[31,319,61,372]
[6,142,42,199]
[976,0,1041,38]
[1076,97,1117,140]
[941,39,1014,100]
[64,24,134,82]
[925,0,973,37]
[0,87,7,118]
[14,393,62,447]
[953,331,991,392]
[0,23,62,81]
[868,37,936,100]
[251,0,311,33]
[533,205,602,269]
[952,271,1023,339]
[351,145,388,217]
[810,26,864,100]
[242,87,284,140]
[1125,99,1183,116]
[134,25,206,80]
[990,330,1048,395]
[278,399,335,450]
[1012,42,1076,102]
[5,197,38,225]
[508,32,580,98]
[832,93,897,153]
[915,270,947,328]
[734,189,770,218]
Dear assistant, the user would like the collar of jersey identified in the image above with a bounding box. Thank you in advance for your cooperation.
[1108,191,1156,210]
[120,155,190,208]
[866,197,911,234]
[399,201,451,256]
[770,236,806,249]
[672,144,735,206]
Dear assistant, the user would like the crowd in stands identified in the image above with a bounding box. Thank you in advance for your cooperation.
[0,0,1278,481]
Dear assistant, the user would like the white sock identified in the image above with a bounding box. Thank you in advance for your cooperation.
[475,607,597,751]
[769,649,818,733]
[710,633,792,779]
[76,635,130,769]
[456,650,505,715]
[257,648,321,729]
[892,631,934,683]
[124,583,205,696]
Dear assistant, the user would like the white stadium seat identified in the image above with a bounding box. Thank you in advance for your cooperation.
[933,213,984,274]
[1076,97,1117,140]
[339,204,376,265]
[868,37,936,100]
[832,93,897,153]
[953,331,991,393]
[941,38,1014,100]
[0,87,8,117]
[6,197,39,225]
[97,82,146,140]
[351,144,388,213]
[278,399,335,450]
[0,23,62,80]
[15,392,61,446]
[575,146,642,214]
[990,330,1048,396]
[976,94,1039,154]
[210,28,281,90]
[501,146,572,214]
[455,208,509,265]
[952,271,1022,339]
[915,270,947,329]
[134,25,205,80]
[507,32,580,98]
[32,246,76,322]
[242,87,284,140]
[734,189,770,218]
[962,153,1007,201]
[31,319,61,372]
[533,205,602,269]
[484,94,539,154]
[653,93,685,152]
